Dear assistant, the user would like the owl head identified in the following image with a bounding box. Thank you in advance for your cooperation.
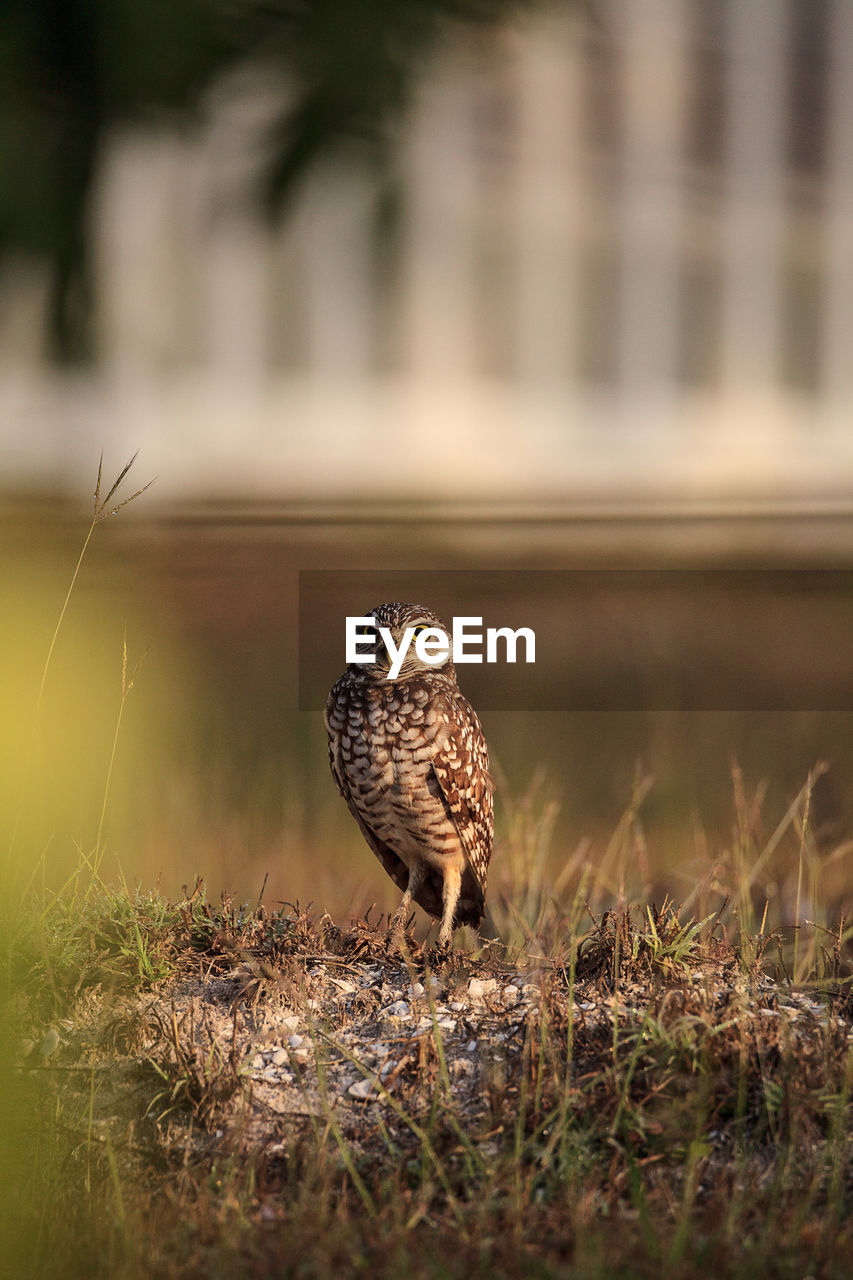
[356,601,454,682]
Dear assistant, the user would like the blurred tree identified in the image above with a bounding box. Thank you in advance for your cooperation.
[0,0,536,361]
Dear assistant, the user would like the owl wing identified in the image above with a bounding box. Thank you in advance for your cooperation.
[425,691,495,926]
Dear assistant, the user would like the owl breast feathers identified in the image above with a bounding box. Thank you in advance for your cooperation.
[325,602,494,946]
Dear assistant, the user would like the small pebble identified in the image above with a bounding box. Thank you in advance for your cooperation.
[348,1076,380,1100]
[381,1001,410,1019]
[272,1048,288,1066]
[39,1029,60,1060]
[288,1034,304,1049]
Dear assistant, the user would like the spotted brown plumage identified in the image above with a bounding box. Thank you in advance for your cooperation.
[325,602,494,947]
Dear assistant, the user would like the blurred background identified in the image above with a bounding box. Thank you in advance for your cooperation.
[2,0,852,931]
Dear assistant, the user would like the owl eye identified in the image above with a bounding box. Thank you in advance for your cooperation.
[357,625,378,641]
[412,625,429,637]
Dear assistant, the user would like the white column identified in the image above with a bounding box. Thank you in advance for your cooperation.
[512,13,584,387]
[822,0,853,411]
[198,78,279,384]
[614,0,689,404]
[718,0,789,393]
[400,55,479,378]
[204,215,269,383]
[92,131,188,375]
[293,161,376,380]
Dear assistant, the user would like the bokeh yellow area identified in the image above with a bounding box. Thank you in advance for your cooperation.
[0,528,193,899]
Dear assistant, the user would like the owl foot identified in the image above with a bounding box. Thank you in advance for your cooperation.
[428,939,454,969]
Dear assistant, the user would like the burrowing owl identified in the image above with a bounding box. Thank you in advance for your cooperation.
[325,602,494,948]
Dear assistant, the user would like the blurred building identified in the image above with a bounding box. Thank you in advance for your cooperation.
[2,0,852,506]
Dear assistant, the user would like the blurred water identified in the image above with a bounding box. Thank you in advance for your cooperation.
[3,499,852,925]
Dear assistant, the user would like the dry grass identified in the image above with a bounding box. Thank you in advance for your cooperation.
[2,473,851,1277]
[3,877,851,1280]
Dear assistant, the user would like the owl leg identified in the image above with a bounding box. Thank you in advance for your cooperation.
[437,865,462,948]
[390,861,426,944]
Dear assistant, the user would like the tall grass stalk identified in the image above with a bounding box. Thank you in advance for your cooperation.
[89,632,146,898]
[5,455,152,887]
[310,1034,378,1221]
[793,766,819,981]
[596,767,654,901]
[29,454,151,766]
